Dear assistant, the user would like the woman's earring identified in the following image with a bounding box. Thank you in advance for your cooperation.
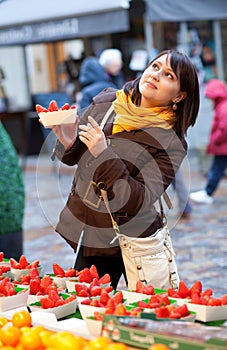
[172,102,177,110]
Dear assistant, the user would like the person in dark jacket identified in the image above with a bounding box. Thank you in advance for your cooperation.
[190,79,227,204]
[79,49,124,110]
[50,50,200,290]
[0,122,25,260]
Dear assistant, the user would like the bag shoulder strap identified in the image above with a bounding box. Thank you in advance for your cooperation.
[100,105,114,130]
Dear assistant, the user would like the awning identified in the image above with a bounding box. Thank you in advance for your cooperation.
[0,0,130,46]
[145,0,227,22]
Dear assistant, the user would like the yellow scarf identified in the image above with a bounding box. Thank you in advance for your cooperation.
[112,89,176,134]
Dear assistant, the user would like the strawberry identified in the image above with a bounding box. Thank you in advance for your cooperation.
[78,268,92,283]
[60,103,70,110]
[221,294,227,305]
[167,288,180,298]
[98,273,111,285]
[137,301,148,308]
[19,255,29,269]
[10,258,20,269]
[27,260,40,269]
[35,104,48,113]
[65,267,77,278]
[48,100,59,112]
[75,283,90,297]
[190,280,202,296]
[191,292,201,304]
[81,298,91,305]
[90,299,100,307]
[136,280,145,293]
[40,297,55,309]
[94,311,104,321]
[174,304,189,317]
[147,295,162,309]
[70,105,77,109]
[155,306,170,318]
[30,278,42,295]
[208,298,222,306]
[52,263,65,277]
[143,285,155,295]
[178,280,190,298]
[111,290,123,305]
[0,252,4,262]
[99,289,110,306]
[90,286,102,297]
[105,285,113,293]
[55,298,66,307]
[113,303,127,315]
[105,299,115,314]
[90,265,99,279]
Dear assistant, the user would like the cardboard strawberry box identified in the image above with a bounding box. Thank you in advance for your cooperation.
[102,315,227,350]
[39,110,77,127]
[0,288,29,312]
[175,300,227,322]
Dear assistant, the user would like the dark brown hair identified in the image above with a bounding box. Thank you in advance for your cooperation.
[123,49,200,137]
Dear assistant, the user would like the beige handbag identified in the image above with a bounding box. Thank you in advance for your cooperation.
[101,189,180,291]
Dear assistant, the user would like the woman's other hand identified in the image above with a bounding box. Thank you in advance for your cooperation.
[79,116,107,157]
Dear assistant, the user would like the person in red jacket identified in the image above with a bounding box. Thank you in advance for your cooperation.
[190,79,227,204]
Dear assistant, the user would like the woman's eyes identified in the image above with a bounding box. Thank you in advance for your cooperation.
[151,64,174,79]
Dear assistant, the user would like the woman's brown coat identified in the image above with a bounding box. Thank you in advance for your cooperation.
[54,88,187,257]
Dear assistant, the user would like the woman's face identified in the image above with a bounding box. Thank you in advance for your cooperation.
[139,54,183,108]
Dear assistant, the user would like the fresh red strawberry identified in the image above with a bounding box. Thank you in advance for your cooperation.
[78,268,93,283]
[0,265,10,273]
[113,303,127,315]
[190,280,202,296]
[208,298,222,306]
[55,298,66,307]
[155,306,170,318]
[175,304,189,317]
[65,267,77,277]
[143,285,155,295]
[137,301,148,308]
[40,297,55,309]
[105,285,114,293]
[29,267,40,279]
[20,274,31,284]
[147,295,162,309]
[27,260,40,269]
[41,275,52,293]
[70,105,77,109]
[168,288,180,298]
[60,103,70,110]
[99,289,110,306]
[178,280,190,298]
[0,252,4,262]
[89,278,100,289]
[81,298,91,305]
[221,294,227,305]
[191,292,201,304]
[105,299,115,314]
[90,265,99,279]
[48,288,60,303]
[99,273,111,285]
[65,294,76,303]
[75,283,90,297]
[136,280,145,293]
[200,288,213,297]
[30,278,42,295]
[10,258,20,269]
[90,299,100,307]
[48,100,59,111]
[111,290,123,305]
[52,263,65,277]
[35,104,48,113]
[19,255,29,269]
[90,285,102,297]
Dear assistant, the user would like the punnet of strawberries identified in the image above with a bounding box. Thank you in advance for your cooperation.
[168,280,227,306]
[35,100,76,114]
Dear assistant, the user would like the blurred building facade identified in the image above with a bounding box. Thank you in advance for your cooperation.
[0,0,227,152]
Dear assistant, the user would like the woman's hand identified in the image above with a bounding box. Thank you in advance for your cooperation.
[79,116,107,158]
[47,116,79,151]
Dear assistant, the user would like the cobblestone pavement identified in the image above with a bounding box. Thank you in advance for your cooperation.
[23,151,227,297]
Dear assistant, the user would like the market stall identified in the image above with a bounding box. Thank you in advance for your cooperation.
[0,252,227,349]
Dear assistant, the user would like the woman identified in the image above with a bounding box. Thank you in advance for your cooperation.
[190,79,227,204]
[51,50,200,290]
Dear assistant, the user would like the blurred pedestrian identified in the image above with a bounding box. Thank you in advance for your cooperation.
[190,79,227,204]
[78,49,124,110]
[0,121,25,259]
